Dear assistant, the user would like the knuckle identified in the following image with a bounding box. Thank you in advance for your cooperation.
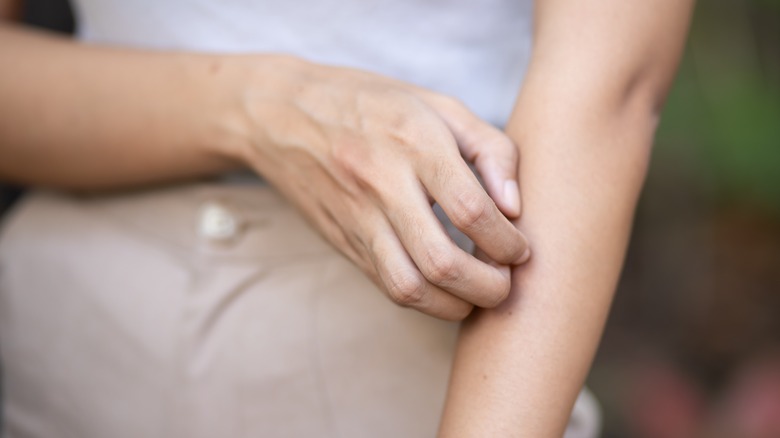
[422,249,460,284]
[330,137,372,181]
[421,247,460,285]
[376,96,448,152]
[450,192,494,231]
[389,122,423,149]
[436,94,468,113]
[386,270,427,307]
[387,115,441,154]
[485,135,518,160]
[436,96,477,133]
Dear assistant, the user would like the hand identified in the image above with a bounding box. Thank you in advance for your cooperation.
[234,56,530,320]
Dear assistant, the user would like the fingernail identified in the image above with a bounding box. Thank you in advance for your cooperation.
[503,180,520,217]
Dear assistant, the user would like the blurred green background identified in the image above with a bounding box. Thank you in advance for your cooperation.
[590,0,780,437]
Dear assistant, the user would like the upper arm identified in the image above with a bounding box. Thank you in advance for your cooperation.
[517,0,695,119]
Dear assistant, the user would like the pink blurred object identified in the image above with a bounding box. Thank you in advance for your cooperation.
[627,358,706,438]
[717,351,780,438]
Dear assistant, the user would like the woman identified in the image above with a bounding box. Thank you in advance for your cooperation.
[0,0,694,436]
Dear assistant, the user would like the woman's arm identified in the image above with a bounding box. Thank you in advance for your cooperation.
[439,0,695,435]
[0,20,530,320]
[0,23,249,189]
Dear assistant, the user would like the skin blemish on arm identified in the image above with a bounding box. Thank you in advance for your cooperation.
[208,60,222,76]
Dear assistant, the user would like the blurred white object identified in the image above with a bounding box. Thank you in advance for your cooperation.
[198,201,240,241]
[565,388,602,438]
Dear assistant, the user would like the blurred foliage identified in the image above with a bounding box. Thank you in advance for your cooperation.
[655,0,780,215]
[593,2,780,436]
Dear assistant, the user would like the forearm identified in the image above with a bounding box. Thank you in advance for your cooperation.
[440,106,654,437]
[0,23,252,190]
[439,1,694,435]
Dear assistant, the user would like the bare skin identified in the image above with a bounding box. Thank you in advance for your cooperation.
[0,19,529,321]
[439,0,696,435]
[0,0,696,435]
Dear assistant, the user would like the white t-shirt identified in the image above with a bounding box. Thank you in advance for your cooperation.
[71,0,533,126]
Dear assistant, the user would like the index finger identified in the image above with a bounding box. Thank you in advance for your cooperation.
[420,154,530,265]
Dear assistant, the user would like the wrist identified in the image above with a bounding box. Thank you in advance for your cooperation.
[170,53,304,171]
[168,53,249,168]
[195,53,313,168]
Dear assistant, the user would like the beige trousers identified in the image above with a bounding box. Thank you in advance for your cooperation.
[0,183,599,438]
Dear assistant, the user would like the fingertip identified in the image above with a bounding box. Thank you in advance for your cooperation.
[484,264,512,308]
[516,246,531,265]
[502,180,521,218]
[447,303,475,321]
